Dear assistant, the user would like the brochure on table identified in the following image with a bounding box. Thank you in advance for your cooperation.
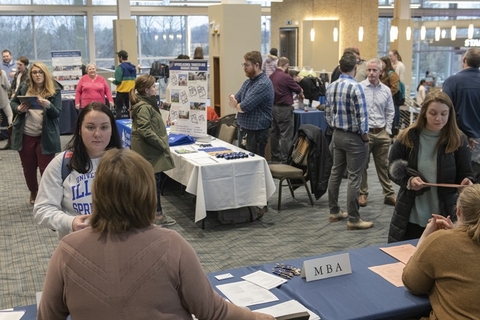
[51,50,83,94]
[168,59,208,138]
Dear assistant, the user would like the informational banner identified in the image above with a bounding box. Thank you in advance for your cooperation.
[168,59,208,138]
[51,50,83,93]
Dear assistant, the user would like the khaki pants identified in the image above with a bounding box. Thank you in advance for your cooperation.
[360,129,395,197]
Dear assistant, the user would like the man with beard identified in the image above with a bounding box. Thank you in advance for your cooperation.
[229,50,274,157]
[1,49,15,83]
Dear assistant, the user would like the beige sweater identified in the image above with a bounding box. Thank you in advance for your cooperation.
[403,229,480,319]
[38,226,260,320]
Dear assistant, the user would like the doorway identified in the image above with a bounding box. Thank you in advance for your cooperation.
[279,27,298,67]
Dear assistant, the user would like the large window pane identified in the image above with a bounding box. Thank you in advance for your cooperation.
[34,15,87,66]
[94,15,116,69]
[138,15,187,68]
[0,16,34,59]
[261,15,271,55]
[188,16,208,58]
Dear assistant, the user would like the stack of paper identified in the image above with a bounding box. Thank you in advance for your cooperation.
[0,310,26,320]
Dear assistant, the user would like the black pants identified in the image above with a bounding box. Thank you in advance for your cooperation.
[155,172,162,213]
[115,92,130,119]
[403,222,425,241]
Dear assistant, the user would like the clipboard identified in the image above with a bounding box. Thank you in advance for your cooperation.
[17,96,42,110]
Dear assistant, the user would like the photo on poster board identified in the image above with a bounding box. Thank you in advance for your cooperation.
[51,50,83,94]
[168,59,209,138]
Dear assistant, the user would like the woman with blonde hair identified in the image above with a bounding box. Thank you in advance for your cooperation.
[388,91,474,242]
[75,62,114,110]
[10,62,62,204]
[403,184,480,319]
[129,74,176,226]
[38,148,275,320]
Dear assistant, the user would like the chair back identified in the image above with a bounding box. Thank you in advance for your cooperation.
[215,113,236,137]
[218,124,236,144]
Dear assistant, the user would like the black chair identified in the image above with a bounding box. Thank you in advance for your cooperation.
[268,133,314,211]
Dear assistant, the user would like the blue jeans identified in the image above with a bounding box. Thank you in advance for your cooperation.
[241,127,270,157]
[328,130,368,222]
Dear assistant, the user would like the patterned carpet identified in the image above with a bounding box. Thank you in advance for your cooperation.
[0,134,398,309]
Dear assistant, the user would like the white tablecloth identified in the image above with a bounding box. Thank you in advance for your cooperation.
[165,139,276,223]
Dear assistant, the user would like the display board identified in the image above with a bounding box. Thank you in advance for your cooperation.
[51,50,83,93]
[168,59,208,138]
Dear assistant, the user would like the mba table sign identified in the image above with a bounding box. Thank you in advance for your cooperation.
[301,253,352,282]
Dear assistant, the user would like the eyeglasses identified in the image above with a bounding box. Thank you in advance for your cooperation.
[31,70,44,75]
[241,63,253,68]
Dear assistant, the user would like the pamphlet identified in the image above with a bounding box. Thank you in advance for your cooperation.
[174,146,198,154]
[17,96,42,110]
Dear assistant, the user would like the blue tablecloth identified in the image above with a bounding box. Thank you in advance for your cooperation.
[59,99,78,135]
[294,109,327,134]
[207,240,430,320]
[116,119,132,148]
[13,241,430,320]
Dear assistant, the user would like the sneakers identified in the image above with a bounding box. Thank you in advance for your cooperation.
[155,214,177,226]
[384,196,396,206]
[329,210,348,222]
[347,219,374,230]
[358,195,367,207]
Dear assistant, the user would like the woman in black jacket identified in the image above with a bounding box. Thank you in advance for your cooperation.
[388,91,474,242]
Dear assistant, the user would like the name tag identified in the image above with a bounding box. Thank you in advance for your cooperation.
[301,253,352,282]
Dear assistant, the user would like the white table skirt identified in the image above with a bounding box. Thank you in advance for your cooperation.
[165,139,276,223]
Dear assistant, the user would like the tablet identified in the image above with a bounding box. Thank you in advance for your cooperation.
[17,96,42,110]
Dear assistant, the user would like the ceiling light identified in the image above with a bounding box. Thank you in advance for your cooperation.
[421,26,426,40]
[451,25,457,41]
[333,27,338,42]
[358,26,364,42]
[468,23,474,39]
[435,26,441,41]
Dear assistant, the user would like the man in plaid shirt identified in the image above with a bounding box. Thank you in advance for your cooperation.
[325,51,373,230]
[229,51,274,157]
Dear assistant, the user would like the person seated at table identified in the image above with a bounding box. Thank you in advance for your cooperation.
[388,91,474,242]
[37,148,275,320]
[402,184,480,319]
[33,102,122,239]
[129,74,176,226]
[75,63,114,110]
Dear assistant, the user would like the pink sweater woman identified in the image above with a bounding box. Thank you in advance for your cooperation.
[75,63,114,109]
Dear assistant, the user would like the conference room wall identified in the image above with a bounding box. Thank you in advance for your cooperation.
[270,0,379,73]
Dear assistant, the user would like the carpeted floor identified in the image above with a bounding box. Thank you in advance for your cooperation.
[0,134,398,309]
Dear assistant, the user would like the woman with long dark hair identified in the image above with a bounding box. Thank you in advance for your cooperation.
[388,91,474,242]
[34,102,122,239]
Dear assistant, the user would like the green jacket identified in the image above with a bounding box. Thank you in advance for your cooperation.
[131,95,175,173]
[10,80,63,154]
